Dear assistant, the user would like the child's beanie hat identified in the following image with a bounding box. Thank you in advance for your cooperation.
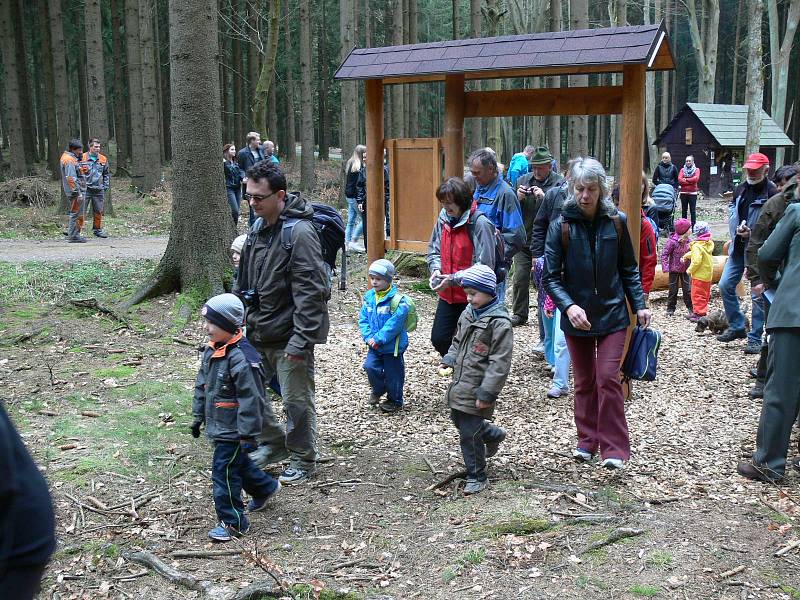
[674,218,691,235]
[459,264,497,295]
[230,234,247,254]
[368,259,396,282]
[693,221,711,236]
[202,293,244,334]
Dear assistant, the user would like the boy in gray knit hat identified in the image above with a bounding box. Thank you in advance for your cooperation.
[440,265,512,495]
[191,293,281,542]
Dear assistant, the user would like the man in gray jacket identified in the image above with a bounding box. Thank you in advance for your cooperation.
[737,201,800,483]
[235,161,330,484]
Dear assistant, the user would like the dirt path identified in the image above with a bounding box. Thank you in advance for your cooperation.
[0,235,167,263]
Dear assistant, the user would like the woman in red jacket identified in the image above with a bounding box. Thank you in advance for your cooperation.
[678,155,701,226]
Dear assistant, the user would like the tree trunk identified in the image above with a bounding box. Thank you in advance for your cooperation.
[252,0,281,136]
[340,0,357,164]
[657,0,669,134]
[282,0,296,164]
[0,0,26,176]
[643,0,659,172]
[568,0,589,160]
[139,0,163,192]
[768,0,800,166]
[268,76,278,151]
[299,0,315,188]
[246,1,260,128]
[77,18,90,145]
[745,0,764,155]
[546,0,561,164]
[365,0,372,46]
[48,0,73,171]
[730,0,744,103]
[685,0,720,103]
[483,0,504,159]
[40,0,59,177]
[392,0,405,138]
[12,0,36,166]
[155,4,171,162]
[232,0,244,145]
[129,0,230,306]
[85,0,110,148]
[468,0,482,151]
[452,0,459,38]
[317,0,330,160]
[111,0,130,167]
[126,0,147,189]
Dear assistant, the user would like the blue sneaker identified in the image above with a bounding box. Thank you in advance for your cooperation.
[247,480,281,512]
[208,522,249,542]
[279,467,309,485]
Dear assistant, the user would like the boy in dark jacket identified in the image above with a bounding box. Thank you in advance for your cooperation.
[359,259,410,414]
[191,293,281,542]
[440,265,512,495]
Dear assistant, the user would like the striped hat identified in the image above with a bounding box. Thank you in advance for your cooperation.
[368,259,396,282]
[202,293,244,334]
[459,264,497,296]
[693,221,710,236]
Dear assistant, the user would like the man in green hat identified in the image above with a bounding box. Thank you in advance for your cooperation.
[512,146,564,328]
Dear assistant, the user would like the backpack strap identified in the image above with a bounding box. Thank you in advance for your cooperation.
[280,217,300,251]
[560,219,569,254]
[610,214,623,240]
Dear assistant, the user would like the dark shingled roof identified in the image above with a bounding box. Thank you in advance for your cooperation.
[335,23,673,82]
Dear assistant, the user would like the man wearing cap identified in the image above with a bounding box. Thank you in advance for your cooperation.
[717,152,778,352]
[506,145,535,188]
[512,146,563,328]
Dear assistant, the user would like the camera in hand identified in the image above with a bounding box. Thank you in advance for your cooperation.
[238,289,259,309]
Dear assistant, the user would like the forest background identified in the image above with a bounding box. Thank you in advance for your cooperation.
[1,0,799,195]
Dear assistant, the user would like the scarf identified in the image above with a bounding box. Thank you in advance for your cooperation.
[472,296,499,318]
[682,164,696,178]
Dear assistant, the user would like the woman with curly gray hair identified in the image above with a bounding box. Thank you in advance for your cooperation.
[542,157,651,470]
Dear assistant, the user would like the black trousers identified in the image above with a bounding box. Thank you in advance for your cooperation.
[680,193,697,226]
[667,272,693,312]
[0,563,48,600]
[450,409,505,481]
[431,298,467,356]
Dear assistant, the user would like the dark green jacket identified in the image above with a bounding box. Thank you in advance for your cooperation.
[746,176,798,287]
[759,203,800,330]
[515,170,564,242]
[235,193,330,354]
[442,300,513,418]
[542,198,646,337]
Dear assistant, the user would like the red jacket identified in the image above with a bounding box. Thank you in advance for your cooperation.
[438,214,475,304]
[678,167,700,194]
[639,209,657,294]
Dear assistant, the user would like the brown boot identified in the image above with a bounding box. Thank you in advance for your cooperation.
[736,461,783,484]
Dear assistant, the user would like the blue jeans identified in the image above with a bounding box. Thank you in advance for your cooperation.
[542,309,555,365]
[718,250,765,343]
[497,278,508,306]
[363,348,405,405]
[345,197,363,242]
[226,187,241,223]
[552,309,572,391]
[211,441,279,530]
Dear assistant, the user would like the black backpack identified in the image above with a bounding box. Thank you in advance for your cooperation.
[280,198,347,291]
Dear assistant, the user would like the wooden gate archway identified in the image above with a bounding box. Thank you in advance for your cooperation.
[335,23,676,262]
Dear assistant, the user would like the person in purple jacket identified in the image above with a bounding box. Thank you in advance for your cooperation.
[660,217,694,316]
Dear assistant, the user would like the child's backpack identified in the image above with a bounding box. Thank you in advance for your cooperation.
[279,198,347,291]
[644,214,660,240]
[621,326,662,382]
[467,211,507,283]
[389,293,417,356]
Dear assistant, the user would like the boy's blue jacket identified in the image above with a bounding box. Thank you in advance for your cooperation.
[358,285,410,355]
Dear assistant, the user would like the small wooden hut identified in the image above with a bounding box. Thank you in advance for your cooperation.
[335,23,676,261]
[654,103,794,197]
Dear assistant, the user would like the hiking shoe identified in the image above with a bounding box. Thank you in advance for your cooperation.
[532,342,545,355]
[379,399,402,414]
[349,241,365,253]
[485,428,507,458]
[93,229,108,238]
[208,522,249,542]
[367,393,381,406]
[573,448,593,463]
[279,467,309,485]
[748,380,764,399]
[665,308,675,316]
[688,312,702,323]
[511,315,527,327]
[68,236,88,243]
[744,340,762,354]
[736,461,783,484]
[717,328,746,342]
[547,387,569,399]
[247,481,281,512]
[749,367,760,379]
[601,458,624,470]
[463,479,488,495]
[249,445,290,469]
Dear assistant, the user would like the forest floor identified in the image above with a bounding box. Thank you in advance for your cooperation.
[3,169,799,599]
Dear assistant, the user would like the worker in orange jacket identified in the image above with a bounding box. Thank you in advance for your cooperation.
[60,139,87,243]
[80,138,111,238]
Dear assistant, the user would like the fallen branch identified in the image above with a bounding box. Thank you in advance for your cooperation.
[123,550,206,592]
[775,540,800,557]
[423,456,440,474]
[426,469,468,492]
[718,565,746,579]
[171,549,242,559]
[69,298,131,328]
[581,527,646,554]
[171,337,199,348]
[759,492,790,519]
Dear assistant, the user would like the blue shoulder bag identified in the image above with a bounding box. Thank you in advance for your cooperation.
[621,326,661,382]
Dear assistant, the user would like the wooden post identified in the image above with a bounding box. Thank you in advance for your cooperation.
[619,64,646,260]
[365,79,385,262]
[444,74,465,178]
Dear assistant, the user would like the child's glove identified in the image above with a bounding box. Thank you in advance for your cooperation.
[190,420,203,438]
[240,438,258,453]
